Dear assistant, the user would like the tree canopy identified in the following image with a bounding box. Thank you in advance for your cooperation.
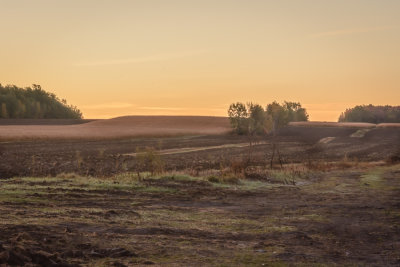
[228,101,308,135]
[338,105,400,123]
[0,84,82,119]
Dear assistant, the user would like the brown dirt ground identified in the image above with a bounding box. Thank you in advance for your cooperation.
[0,123,399,266]
[0,165,399,266]
[0,125,398,178]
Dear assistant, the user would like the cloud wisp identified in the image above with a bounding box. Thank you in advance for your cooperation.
[138,106,185,111]
[75,50,205,67]
[310,26,396,38]
[82,102,135,109]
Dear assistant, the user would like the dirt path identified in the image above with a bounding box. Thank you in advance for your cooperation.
[124,141,268,156]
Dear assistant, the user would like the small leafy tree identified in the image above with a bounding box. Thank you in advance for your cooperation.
[284,101,309,122]
[228,102,249,134]
[1,103,8,118]
[265,101,308,135]
[227,102,269,135]
[248,103,267,135]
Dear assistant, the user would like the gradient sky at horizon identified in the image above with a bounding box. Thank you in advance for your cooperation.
[1,0,399,121]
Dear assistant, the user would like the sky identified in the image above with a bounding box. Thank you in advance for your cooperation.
[1,0,399,121]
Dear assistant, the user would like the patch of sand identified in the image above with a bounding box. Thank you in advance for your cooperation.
[350,129,372,138]
[318,137,336,144]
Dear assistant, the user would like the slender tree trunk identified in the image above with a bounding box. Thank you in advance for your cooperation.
[248,133,253,163]
[277,145,283,169]
[270,143,275,169]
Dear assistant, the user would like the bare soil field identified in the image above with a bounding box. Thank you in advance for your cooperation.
[0,119,98,126]
[0,125,399,178]
[0,121,399,266]
[1,165,399,266]
[0,116,230,140]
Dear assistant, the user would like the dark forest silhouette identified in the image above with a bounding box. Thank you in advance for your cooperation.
[0,84,82,119]
[339,105,400,123]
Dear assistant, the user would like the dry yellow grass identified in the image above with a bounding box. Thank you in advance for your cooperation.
[0,116,230,140]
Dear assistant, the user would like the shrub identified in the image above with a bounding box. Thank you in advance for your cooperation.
[135,147,164,179]
[207,175,240,184]
[387,150,400,164]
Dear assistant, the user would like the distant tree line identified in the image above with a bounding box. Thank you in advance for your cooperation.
[228,101,309,135]
[338,105,400,123]
[0,84,82,119]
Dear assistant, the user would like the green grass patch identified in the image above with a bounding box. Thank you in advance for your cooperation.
[360,168,385,188]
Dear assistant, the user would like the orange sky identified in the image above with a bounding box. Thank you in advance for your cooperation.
[1,0,399,121]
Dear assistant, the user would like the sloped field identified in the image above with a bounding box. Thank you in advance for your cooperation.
[0,116,230,140]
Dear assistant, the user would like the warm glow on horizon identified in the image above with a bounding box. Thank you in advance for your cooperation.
[1,0,399,121]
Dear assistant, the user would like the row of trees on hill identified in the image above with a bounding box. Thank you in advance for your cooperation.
[338,105,400,123]
[0,84,82,119]
[228,101,309,135]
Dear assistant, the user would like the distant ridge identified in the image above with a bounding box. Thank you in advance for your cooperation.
[86,115,229,127]
[0,115,230,140]
[0,119,97,125]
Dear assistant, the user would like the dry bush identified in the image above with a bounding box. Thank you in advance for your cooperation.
[337,154,359,169]
[386,150,400,164]
[304,159,335,172]
[230,159,247,175]
[303,154,360,172]
[185,165,204,177]
[207,175,240,184]
[75,151,83,169]
[135,147,164,179]
[243,166,303,185]
[244,166,269,180]
[56,172,83,179]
